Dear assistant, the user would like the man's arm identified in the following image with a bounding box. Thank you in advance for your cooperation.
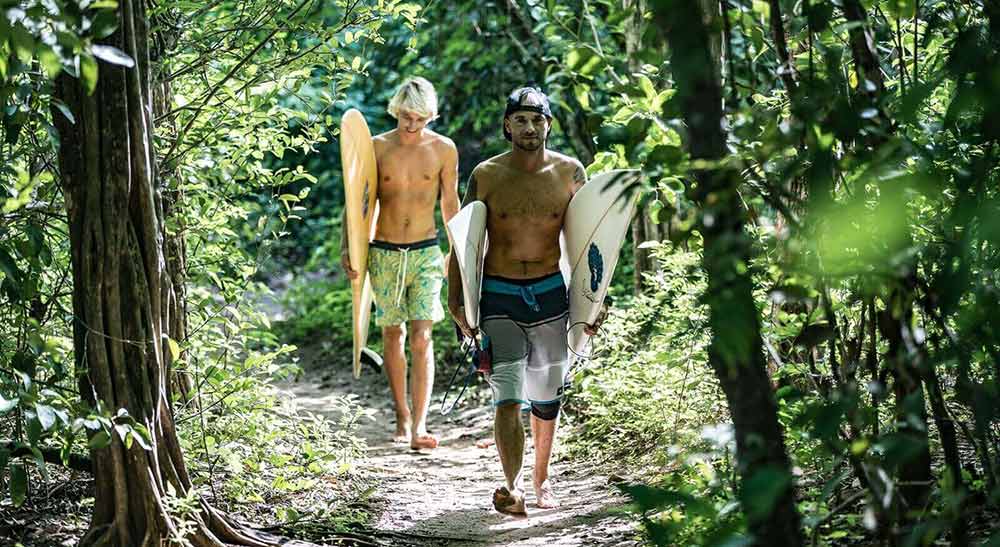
[570,158,587,194]
[439,142,460,227]
[447,170,480,336]
[339,208,357,279]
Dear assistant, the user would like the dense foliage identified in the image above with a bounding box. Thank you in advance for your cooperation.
[3,0,1000,545]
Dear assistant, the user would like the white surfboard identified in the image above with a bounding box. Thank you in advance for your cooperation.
[562,169,641,358]
[446,201,488,329]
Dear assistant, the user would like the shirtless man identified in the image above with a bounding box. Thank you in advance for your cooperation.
[341,77,460,450]
[447,87,606,513]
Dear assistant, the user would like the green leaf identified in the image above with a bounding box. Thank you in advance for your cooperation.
[638,75,657,100]
[620,483,715,516]
[10,464,28,507]
[10,25,35,64]
[37,46,63,78]
[648,199,664,224]
[0,393,18,414]
[741,467,792,520]
[91,45,135,67]
[35,404,57,431]
[91,10,119,39]
[88,429,111,449]
[130,423,152,450]
[167,337,181,362]
[80,54,99,95]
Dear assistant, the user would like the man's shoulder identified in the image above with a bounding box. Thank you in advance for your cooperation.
[546,150,583,172]
[372,130,396,151]
[425,131,457,156]
[471,153,511,181]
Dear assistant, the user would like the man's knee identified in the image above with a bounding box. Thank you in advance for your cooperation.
[495,401,522,420]
[409,324,433,354]
[530,400,560,421]
[383,325,405,350]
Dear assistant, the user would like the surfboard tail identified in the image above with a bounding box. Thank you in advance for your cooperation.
[351,273,374,379]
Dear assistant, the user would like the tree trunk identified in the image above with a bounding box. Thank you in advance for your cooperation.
[767,0,797,94]
[652,2,803,544]
[623,0,663,293]
[52,1,306,545]
[152,51,194,403]
[841,0,944,531]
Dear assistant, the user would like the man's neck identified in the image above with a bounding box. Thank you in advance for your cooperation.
[397,129,423,146]
[509,147,546,173]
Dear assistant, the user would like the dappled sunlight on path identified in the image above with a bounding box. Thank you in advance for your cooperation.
[279,367,640,546]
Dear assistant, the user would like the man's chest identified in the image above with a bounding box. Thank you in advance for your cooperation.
[377,146,441,193]
[483,172,572,221]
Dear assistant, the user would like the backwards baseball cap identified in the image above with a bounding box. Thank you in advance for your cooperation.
[503,86,553,141]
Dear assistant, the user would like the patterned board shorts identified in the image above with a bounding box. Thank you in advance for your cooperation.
[479,272,570,407]
[368,238,446,327]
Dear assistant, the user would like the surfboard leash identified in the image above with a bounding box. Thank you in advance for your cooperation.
[439,328,491,415]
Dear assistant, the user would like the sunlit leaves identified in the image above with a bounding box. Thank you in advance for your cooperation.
[90,44,134,67]
[79,53,98,95]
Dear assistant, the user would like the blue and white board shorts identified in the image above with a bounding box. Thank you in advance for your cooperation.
[480,272,570,407]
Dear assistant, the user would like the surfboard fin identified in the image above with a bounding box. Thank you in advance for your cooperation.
[360,347,383,374]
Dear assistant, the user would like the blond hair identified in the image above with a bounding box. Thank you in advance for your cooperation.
[387,77,439,120]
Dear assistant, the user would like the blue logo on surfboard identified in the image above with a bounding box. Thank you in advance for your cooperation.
[362,180,370,218]
[588,243,603,292]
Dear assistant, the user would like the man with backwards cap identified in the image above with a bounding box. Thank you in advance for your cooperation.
[447,86,607,514]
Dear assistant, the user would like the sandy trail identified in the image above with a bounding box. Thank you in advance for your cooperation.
[282,361,640,547]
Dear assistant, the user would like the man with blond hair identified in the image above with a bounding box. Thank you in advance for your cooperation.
[341,77,459,450]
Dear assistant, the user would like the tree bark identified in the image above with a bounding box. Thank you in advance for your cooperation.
[152,41,194,403]
[652,2,803,544]
[52,1,308,545]
[623,0,663,292]
[767,0,797,94]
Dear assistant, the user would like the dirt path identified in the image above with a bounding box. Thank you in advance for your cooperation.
[281,360,641,546]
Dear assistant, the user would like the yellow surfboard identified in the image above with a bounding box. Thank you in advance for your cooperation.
[340,109,378,379]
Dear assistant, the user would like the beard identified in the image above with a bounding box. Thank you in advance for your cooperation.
[514,136,542,151]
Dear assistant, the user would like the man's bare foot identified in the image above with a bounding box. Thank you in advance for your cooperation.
[493,486,527,515]
[534,480,560,509]
[393,427,411,444]
[475,437,495,449]
[410,433,439,450]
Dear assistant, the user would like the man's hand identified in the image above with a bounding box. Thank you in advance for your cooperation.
[449,298,476,338]
[584,301,610,336]
[340,250,358,280]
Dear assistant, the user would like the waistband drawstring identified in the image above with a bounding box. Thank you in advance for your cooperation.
[518,286,541,312]
[394,248,410,305]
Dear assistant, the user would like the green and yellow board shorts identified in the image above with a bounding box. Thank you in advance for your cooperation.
[368,238,446,327]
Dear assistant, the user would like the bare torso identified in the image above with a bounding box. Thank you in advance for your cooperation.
[473,151,584,278]
[373,129,452,243]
